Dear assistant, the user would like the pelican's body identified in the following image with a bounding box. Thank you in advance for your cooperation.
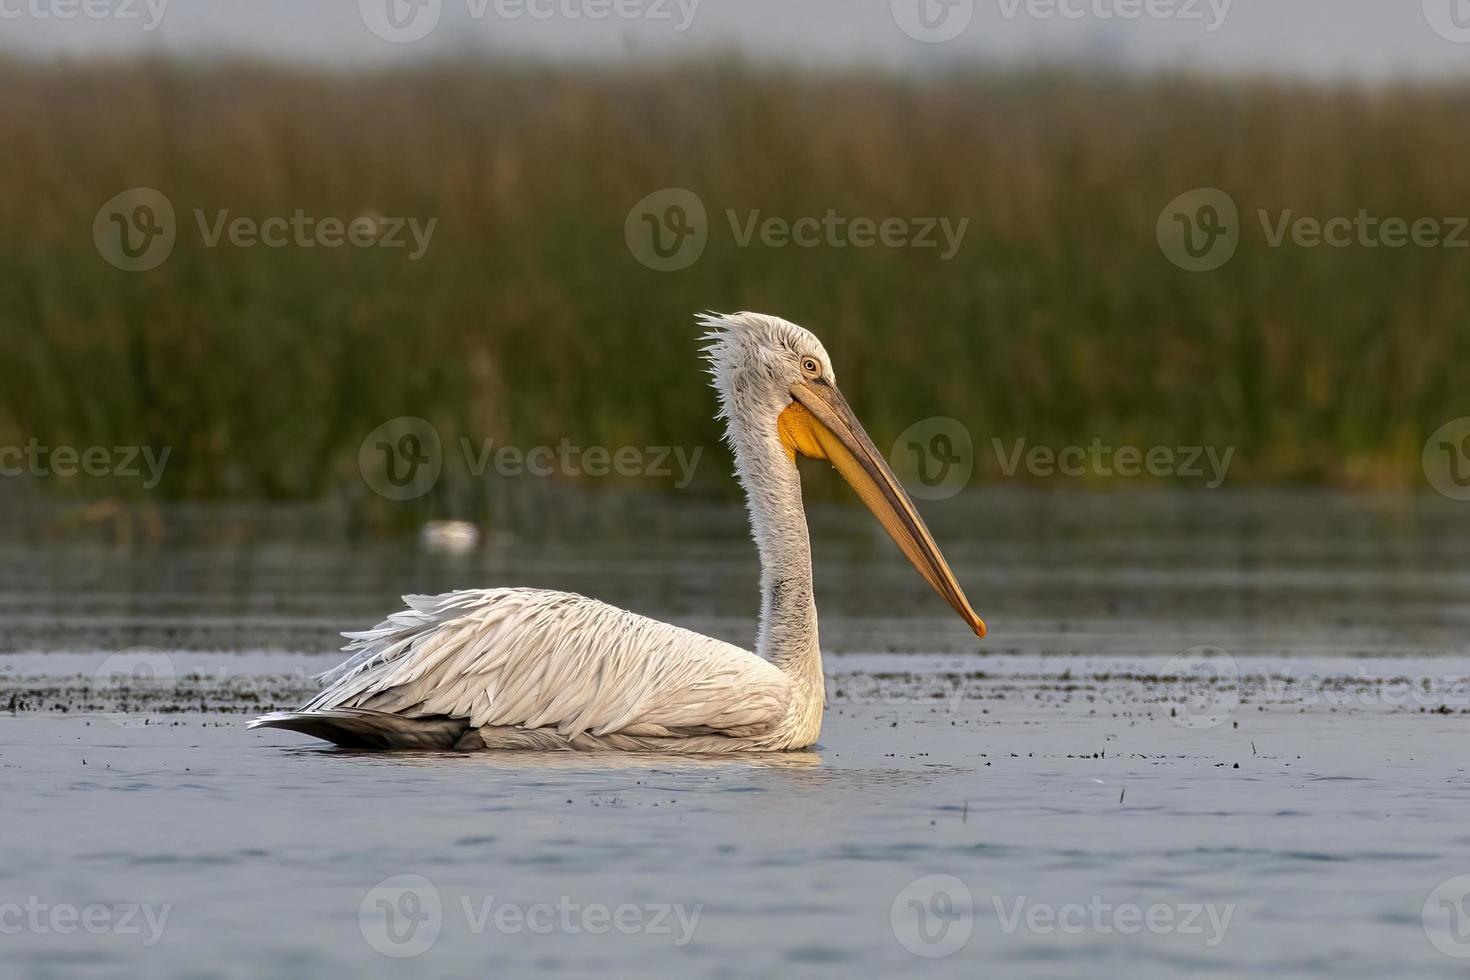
[251,313,984,753]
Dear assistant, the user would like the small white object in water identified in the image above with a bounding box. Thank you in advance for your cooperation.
[419,520,480,554]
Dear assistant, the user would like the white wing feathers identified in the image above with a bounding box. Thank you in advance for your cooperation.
[306,589,790,739]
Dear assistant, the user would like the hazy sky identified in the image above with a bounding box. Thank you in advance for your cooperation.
[3,0,1469,79]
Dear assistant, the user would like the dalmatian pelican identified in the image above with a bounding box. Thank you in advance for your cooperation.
[250,312,985,752]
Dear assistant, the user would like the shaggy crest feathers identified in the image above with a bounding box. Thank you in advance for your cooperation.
[697,311,834,424]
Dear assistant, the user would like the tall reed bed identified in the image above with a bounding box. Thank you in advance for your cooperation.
[2,58,1466,503]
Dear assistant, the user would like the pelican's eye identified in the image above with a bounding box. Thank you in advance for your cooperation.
[801,357,820,377]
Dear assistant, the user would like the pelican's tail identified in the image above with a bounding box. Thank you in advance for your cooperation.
[247,709,470,750]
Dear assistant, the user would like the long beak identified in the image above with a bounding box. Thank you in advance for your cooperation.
[788,379,986,638]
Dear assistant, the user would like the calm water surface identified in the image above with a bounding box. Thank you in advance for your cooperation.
[2,488,1469,978]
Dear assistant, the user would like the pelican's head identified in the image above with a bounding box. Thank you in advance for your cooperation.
[699,311,986,639]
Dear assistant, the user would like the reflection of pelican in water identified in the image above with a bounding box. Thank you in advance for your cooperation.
[289,746,824,772]
[251,313,984,753]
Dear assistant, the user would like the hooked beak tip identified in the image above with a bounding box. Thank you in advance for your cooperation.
[971,617,987,640]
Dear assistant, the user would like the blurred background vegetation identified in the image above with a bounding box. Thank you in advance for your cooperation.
[2,57,1467,517]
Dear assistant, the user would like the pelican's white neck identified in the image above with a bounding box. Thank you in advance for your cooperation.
[700,310,834,734]
[728,410,823,694]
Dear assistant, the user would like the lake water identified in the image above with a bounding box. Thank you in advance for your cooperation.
[3,488,1469,978]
